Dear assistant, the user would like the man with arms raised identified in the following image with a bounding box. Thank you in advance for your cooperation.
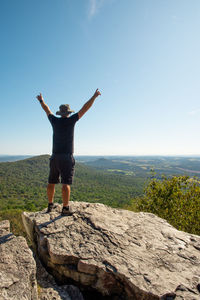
[36,89,101,215]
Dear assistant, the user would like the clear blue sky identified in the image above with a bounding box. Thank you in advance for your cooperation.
[1,0,200,156]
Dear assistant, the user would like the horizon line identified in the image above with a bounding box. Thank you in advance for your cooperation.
[2,154,200,157]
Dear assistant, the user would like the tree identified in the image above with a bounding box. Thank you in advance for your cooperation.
[136,176,200,235]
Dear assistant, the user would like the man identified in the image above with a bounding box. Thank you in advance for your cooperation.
[36,89,101,215]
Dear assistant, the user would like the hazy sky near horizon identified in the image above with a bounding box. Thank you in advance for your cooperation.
[1,0,200,156]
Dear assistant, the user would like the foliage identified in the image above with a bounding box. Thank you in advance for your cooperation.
[0,155,144,212]
[1,156,199,237]
[134,176,200,235]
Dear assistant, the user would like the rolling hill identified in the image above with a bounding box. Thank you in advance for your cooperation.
[83,156,200,178]
[0,155,144,211]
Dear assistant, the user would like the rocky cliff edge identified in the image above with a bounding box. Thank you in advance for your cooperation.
[22,202,200,300]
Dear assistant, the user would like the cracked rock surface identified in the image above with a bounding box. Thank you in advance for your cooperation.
[0,220,38,300]
[36,254,84,300]
[22,202,200,299]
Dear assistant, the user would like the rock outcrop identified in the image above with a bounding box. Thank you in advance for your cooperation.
[0,220,83,300]
[0,220,38,300]
[22,202,200,299]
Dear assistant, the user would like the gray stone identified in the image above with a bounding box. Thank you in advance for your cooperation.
[36,255,84,300]
[0,220,38,300]
[0,220,10,236]
[22,202,200,299]
[0,219,83,300]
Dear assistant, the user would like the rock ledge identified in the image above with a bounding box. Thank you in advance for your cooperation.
[22,202,200,300]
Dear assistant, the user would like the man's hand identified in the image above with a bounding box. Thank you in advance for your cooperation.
[36,93,52,116]
[36,93,44,102]
[78,88,102,119]
[93,89,101,98]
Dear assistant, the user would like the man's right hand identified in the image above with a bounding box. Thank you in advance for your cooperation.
[78,88,102,119]
[36,93,43,102]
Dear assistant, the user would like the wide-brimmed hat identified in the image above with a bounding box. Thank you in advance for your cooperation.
[56,104,74,116]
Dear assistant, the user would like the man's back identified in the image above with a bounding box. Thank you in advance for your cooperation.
[48,113,79,154]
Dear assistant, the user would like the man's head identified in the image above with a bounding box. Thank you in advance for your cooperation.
[56,104,74,117]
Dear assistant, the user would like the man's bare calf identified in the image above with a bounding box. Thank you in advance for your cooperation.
[62,184,70,207]
[47,184,55,204]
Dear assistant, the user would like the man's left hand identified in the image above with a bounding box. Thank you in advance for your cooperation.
[36,93,43,102]
[93,89,101,98]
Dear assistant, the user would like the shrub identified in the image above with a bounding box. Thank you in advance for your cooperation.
[136,176,200,235]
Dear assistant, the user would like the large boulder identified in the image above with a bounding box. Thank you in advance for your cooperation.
[22,202,200,299]
[0,220,38,300]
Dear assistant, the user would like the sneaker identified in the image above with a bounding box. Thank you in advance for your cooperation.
[47,203,54,213]
[61,206,73,216]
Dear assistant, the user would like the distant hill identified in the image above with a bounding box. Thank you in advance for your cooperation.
[0,155,144,211]
[84,156,200,178]
[0,155,32,162]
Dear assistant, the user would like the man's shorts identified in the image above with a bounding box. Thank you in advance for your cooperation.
[48,153,75,185]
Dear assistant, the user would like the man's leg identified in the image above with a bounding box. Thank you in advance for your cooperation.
[60,154,74,215]
[47,183,55,204]
[62,184,70,207]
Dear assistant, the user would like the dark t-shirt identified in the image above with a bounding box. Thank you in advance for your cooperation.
[48,113,79,154]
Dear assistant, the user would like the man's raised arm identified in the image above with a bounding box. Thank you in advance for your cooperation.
[78,89,101,119]
[36,93,52,116]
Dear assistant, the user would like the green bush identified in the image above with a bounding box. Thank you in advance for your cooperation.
[135,176,200,235]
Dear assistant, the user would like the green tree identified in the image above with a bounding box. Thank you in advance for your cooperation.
[136,176,200,235]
